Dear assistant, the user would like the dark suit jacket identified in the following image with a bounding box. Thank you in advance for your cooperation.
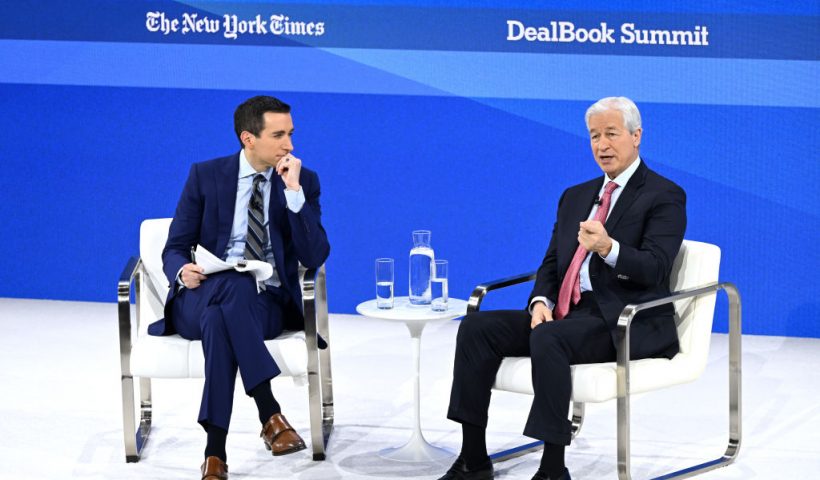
[148,152,330,336]
[529,160,686,359]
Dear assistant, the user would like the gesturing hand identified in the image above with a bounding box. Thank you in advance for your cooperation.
[578,220,613,257]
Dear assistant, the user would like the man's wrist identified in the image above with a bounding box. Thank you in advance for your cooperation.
[529,296,555,314]
[284,186,306,213]
[599,239,613,257]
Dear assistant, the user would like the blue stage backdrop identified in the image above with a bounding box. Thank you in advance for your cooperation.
[0,1,817,338]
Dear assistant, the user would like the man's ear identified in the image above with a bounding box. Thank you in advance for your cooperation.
[240,131,254,148]
[632,127,643,148]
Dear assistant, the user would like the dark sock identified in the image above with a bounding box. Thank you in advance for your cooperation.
[539,442,566,478]
[204,425,228,462]
[250,380,281,425]
[461,422,490,471]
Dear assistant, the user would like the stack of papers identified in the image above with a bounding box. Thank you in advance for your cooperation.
[194,245,273,284]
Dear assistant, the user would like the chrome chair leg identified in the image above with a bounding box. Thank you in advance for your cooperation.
[307,348,326,460]
[138,376,153,455]
[119,257,150,462]
[121,376,139,462]
[303,266,333,460]
[317,268,335,445]
[571,401,585,439]
[489,440,544,463]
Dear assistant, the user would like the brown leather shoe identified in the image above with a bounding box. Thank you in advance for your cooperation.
[260,413,307,456]
[200,456,228,480]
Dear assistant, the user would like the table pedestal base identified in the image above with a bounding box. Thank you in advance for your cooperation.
[356,297,468,464]
[379,430,454,462]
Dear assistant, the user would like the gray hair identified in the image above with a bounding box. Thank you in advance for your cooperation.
[585,97,642,133]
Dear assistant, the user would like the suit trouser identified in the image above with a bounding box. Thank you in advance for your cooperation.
[171,270,287,431]
[447,293,615,446]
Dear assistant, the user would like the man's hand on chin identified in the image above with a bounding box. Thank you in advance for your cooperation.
[276,154,302,191]
[578,220,612,257]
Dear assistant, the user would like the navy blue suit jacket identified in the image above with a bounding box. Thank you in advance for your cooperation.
[148,152,330,336]
[529,160,686,359]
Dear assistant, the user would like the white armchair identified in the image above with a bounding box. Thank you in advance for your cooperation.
[117,218,334,462]
[469,240,741,479]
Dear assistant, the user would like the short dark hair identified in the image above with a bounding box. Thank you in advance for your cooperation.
[233,96,291,148]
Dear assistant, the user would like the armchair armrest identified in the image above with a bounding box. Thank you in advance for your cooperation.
[615,281,741,368]
[118,256,142,377]
[300,266,329,352]
[614,281,742,475]
[118,256,166,367]
[467,271,537,314]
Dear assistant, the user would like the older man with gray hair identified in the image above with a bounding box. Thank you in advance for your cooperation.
[439,97,687,480]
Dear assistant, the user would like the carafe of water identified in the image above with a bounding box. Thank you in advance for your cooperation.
[409,230,434,304]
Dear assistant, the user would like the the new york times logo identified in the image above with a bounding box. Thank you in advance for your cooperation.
[145,12,326,39]
[506,20,709,46]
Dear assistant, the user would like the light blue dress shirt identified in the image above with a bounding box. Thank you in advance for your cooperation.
[531,157,642,313]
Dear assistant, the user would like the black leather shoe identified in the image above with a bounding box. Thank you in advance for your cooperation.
[437,456,494,480]
[531,467,571,480]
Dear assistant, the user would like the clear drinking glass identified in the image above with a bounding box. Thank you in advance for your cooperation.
[431,259,448,311]
[376,258,394,309]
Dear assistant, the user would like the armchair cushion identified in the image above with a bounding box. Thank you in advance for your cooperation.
[130,330,309,381]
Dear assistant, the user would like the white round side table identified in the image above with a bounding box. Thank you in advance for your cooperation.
[356,296,468,462]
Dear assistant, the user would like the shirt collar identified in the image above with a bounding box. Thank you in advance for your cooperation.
[239,150,273,180]
[603,156,641,190]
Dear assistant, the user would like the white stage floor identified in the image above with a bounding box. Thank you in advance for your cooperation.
[1,297,818,479]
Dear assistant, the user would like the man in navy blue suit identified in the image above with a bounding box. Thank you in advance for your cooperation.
[148,96,330,479]
[439,97,686,480]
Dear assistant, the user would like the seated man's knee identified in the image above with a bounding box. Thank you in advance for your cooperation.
[529,323,563,356]
[457,311,499,342]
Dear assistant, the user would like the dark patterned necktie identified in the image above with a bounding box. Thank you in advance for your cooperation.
[244,174,267,262]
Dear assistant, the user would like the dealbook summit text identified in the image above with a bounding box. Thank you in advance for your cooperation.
[507,20,710,46]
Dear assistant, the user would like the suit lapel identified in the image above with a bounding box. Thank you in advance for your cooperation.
[558,180,601,272]
[605,160,647,230]
[575,181,602,225]
[270,174,287,220]
[215,153,240,254]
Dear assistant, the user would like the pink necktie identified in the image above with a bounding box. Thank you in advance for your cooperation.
[554,181,619,320]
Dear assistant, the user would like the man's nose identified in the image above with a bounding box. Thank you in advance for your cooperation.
[283,137,293,152]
